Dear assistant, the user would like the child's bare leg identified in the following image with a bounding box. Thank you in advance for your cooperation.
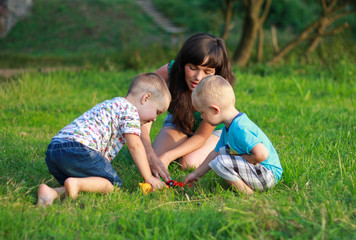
[225,179,254,195]
[37,184,65,207]
[64,176,115,199]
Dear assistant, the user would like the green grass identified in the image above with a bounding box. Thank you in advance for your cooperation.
[1,0,355,70]
[0,0,177,69]
[0,61,355,239]
[1,0,172,56]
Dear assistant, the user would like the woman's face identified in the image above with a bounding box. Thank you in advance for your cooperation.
[184,62,216,91]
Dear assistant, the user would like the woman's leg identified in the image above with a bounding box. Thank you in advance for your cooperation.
[153,127,188,167]
[153,127,220,169]
[179,133,220,169]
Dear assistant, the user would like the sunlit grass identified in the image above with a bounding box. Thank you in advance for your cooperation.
[0,64,355,239]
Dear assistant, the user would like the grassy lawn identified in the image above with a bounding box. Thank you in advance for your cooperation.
[0,0,176,69]
[1,0,355,238]
[0,61,355,239]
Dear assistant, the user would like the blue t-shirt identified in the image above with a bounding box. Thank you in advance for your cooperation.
[214,113,283,182]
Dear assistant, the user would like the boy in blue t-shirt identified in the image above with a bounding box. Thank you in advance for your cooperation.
[184,75,282,194]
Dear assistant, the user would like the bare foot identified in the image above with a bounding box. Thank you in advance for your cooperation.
[37,184,60,207]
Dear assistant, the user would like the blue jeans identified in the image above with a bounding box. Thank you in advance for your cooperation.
[45,138,122,187]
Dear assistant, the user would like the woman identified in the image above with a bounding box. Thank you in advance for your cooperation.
[141,33,236,182]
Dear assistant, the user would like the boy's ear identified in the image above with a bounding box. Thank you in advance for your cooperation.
[141,92,151,104]
[210,105,220,114]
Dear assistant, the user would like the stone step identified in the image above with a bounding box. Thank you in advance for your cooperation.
[136,0,184,34]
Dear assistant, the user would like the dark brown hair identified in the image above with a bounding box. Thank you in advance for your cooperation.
[169,33,236,134]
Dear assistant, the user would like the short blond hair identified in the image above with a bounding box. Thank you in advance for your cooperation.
[128,73,171,102]
[192,75,235,108]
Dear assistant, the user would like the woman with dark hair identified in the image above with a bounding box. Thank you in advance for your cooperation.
[141,33,236,182]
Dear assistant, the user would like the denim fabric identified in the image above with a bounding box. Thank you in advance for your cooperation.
[163,113,222,137]
[45,138,122,187]
[162,112,176,128]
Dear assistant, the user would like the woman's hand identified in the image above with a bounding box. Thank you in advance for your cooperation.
[146,176,166,191]
[148,155,171,182]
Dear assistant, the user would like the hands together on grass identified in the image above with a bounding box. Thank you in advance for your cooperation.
[146,176,166,191]
[149,156,171,183]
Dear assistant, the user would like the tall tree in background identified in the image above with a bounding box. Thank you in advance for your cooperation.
[221,0,236,40]
[306,0,354,55]
[232,0,271,66]
[270,0,355,64]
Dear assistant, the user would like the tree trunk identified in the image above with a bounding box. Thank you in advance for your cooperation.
[233,0,264,66]
[306,18,328,55]
[270,0,354,64]
[257,26,263,62]
[271,24,279,53]
[269,20,321,64]
[221,0,234,40]
[232,0,271,66]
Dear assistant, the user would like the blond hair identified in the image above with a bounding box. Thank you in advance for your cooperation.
[192,75,235,108]
[127,73,171,102]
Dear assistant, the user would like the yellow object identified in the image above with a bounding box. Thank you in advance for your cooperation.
[139,183,153,195]
[139,183,169,195]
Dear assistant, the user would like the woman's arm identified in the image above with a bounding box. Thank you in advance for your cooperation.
[159,120,215,166]
[155,64,169,83]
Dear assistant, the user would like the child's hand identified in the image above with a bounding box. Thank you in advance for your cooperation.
[184,172,200,184]
[146,176,166,191]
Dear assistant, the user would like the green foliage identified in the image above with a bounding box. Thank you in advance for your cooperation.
[151,0,355,66]
[152,0,223,35]
[266,0,320,32]
[1,62,355,238]
[1,0,355,69]
[1,0,166,55]
[0,0,176,69]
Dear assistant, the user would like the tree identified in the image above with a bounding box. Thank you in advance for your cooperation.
[305,0,353,55]
[232,0,271,66]
[221,0,236,40]
[270,0,355,64]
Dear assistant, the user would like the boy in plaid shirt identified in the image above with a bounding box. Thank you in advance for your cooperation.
[184,75,282,194]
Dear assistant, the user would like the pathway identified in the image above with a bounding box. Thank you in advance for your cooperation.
[0,67,79,78]
[0,1,184,78]
[136,0,184,34]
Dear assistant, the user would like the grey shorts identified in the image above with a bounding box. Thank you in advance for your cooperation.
[163,113,222,137]
[209,146,275,191]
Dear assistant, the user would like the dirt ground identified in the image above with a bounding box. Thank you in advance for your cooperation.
[0,67,79,78]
